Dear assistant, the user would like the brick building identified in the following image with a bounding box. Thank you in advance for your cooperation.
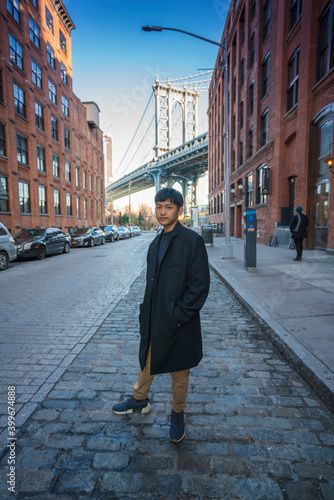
[208,0,334,252]
[0,0,105,235]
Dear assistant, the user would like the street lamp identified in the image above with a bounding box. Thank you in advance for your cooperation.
[142,25,233,258]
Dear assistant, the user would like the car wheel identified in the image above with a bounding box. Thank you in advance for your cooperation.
[90,238,94,247]
[63,242,70,254]
[0,251,9,271]
[36,246,46,260]
[102,237,106,245]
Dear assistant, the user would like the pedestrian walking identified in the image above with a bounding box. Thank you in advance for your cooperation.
[113,187,210,443]
[290,206,309,261]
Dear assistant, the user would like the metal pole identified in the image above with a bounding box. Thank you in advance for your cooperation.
[222,38,233,258]
[128,181,131,226]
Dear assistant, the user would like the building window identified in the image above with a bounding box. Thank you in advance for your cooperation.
[76,167,80,186]
[52,153,59,177]
[19,181,30,213]
[7,0,20,24]
[233,76,236,103]
[256,165,268,205]
[0,124,6,156]
[261,53,269,98]
[239,140,244,166]
[45,6,53,33]
[64,127,70,150]
[90,198,93,216]
[96,200,99,217]
[232,149,236,172]
[17,133,28,165]
[214,197,217,215]
[29,16,40,50]
[246,173,253,208]
[84,198,87,219]
[47,43,55,69]
[31,58,42,89]
[240,8,245,45]
[248,127,254,158]
[62,95,69,116]
[240,56,245,87]
[0,176,9,212]
[287,48,299,111]
[0,71,3,103]
[250,30,255,68]
[65,161,71,182]
[13,83,26,118]
[249,80,254,116]
[263,0,271,42]
[221,191,224,213]
[48,79,57,104]
[9,34,23,70]
[96,176,98,194]
[60,63,68,85]
[83,171,87,189]
[90,174,93,191]
[260,109,269,146]
[60,30,67,54]
[240,99,244,129]
[39,185,47,214]
[51,116,58,141]
[290,0,302,31]
[54,189,61,215]
[317,3,334,82]
[76,196,80,218]
[37,145,45,171]
[66,193,72,215]
[250,0,256,20]
[232,113,236,140]
[35,101,44,131]
[30,0,37,8]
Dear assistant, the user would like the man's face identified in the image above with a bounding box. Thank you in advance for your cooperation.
[155,199,183,232]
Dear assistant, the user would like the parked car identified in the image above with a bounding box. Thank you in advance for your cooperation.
[117,227,130,240]
[0,223,17,271]
[127,226,134,238]
[14,227,71,260]
[71,227,106,247]
[101,225,119,242]
[131,226,141,236]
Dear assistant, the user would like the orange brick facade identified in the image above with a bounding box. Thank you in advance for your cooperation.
[208,0,334,252]
[0,0,105,235]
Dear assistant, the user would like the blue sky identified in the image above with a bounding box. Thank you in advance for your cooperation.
[66,0,229,206]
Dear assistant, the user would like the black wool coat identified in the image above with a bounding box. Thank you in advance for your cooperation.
[290,213,309,239]
[139,222,210,375]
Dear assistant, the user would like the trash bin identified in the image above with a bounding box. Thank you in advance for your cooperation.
[201,225,213,246]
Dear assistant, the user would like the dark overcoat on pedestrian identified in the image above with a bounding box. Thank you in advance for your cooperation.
[139,221,210,375]
[290,213,309,239]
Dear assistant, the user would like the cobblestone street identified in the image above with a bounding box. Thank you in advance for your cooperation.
[1,269,333,499]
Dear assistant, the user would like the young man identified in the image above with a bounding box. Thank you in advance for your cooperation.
[290,206,309,261]
[113,188,210,443]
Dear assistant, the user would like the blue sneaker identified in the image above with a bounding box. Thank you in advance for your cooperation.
[112,396,150,415]
[169,410,185,443]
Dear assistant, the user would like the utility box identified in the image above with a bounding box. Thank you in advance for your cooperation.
[244,210,257,270]
[201,225,213,246]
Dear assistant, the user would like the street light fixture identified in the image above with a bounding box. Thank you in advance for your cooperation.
[142,25,233,258]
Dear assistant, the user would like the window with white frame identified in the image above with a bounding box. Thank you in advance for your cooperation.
[9,34,23,70]
[66,193,72,215]
[45,6,53,33]
[84,198,87,219]
[48,79,57,104]
[39,185,47,214]
[0,124,6,157]
[60,30,67,54]
[246,173,253,208]
[76,167,80,186]
[65,161,71,182]
[60,63,68,85]
[54,189,61,215]
[52,153,59,177]
[51,116,58,141]
[19,181,30,213]
[37,145,45,171]
[62,95,69,116]
[35,102,44,131]
[76,196,80,218]
[64,127,70,150]
[0,175,9,212]
[17,133,28,165]
[256,164,268,205]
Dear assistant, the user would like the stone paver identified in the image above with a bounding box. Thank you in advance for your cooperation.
[0,269,333,499]
[0,235,152,454]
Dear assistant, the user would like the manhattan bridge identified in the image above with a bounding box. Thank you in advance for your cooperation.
[106,71,212,216]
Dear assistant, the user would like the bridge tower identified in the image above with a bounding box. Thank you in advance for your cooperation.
[153,76,199,157]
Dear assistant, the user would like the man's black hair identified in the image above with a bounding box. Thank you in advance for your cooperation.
[155,188,183,209]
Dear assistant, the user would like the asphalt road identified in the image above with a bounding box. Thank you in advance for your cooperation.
[0,232,154,453]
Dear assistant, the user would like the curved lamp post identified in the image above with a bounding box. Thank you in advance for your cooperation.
[142,25,233,258]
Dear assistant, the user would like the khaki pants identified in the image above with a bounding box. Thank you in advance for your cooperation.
[132,344,190,413]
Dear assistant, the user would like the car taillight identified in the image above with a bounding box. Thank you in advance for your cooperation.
[11,238,15,245]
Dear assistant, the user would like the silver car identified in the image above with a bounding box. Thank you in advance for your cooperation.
[0,223,17,270]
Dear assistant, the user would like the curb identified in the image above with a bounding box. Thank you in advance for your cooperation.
[209,262,334,413]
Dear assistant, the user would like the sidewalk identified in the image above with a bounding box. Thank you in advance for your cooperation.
[207,236,334,412]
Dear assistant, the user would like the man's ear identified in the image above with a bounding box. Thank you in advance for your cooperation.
[178,207,183,217]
